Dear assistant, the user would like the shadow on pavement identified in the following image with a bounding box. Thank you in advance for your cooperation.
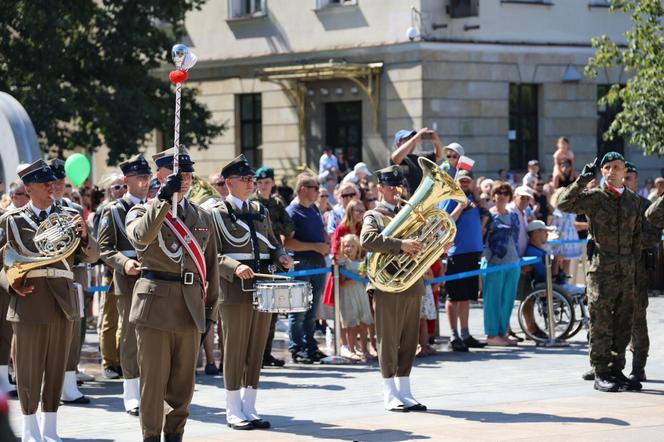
[428,409,629,426]
[265,415,429,441]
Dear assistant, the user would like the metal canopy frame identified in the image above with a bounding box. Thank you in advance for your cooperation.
[257,61,383,164]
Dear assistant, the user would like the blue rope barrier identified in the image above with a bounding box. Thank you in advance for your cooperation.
[90,285,110,292]
[546,239,589,245]
[428,256,541,284]
[276,267,331,278]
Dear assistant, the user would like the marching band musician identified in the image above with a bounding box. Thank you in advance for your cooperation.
[47,158,91,405]
[210,155,292,431]
[250,166,294,368]
[97,154,152,417]
[0,205,17,398]
[360,165,427,413]
[125,148,220,442]
[0,160,99,442]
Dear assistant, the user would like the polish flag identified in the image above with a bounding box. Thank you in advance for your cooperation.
[457,155,475,172]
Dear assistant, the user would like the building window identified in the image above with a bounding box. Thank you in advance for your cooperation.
[597,84,624,158]
[228,0,266,19]
[509,84,539,171]
[317,0,357,8]
[447,0,479,18]
[238,94,262,166]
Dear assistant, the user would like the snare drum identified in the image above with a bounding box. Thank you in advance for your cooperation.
[254,280,313,313]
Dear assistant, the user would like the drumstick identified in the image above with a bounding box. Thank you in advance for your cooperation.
[253,273,292,280]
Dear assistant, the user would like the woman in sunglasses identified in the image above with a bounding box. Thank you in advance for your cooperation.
[326,182,360,236]
[482,182,521,347]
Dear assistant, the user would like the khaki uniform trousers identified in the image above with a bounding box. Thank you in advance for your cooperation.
[373,291,421,379]
[0,294,13,365]
[13,312,74,414]
[99,291,120,369]
[220,304,270,390]
[136,324,199,438]
[117,294,139,379]
[66,319,82,371]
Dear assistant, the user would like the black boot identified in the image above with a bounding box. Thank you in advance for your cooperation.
[593,373,619,392]
[629,367,647,383]
[612,370,642,392]
[143,436,161,442]
[581,368,595,381]
[164,433,183,442]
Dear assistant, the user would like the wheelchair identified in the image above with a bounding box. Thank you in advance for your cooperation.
[517,272,589,343]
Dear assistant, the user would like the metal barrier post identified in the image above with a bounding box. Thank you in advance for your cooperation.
[544,253,568,347]
[333,264,341,356]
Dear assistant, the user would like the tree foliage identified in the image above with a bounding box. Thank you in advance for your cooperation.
[585,0,664,156]
[0,0,224,164]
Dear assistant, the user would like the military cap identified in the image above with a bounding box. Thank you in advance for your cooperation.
[18,160,57,184]
[149,177,161,190]
[119,154,152,176]
[221,154,255,179]
[600,151,625,167]
[152,146,195,172]
[255,166,274,180]
[376,165,404,186]
[625,161,637,174]
[47,158,66,180]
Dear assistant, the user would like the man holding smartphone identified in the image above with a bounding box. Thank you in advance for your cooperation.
[390,128,444,196]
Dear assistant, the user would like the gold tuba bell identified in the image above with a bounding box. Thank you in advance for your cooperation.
[366,157,467,293]
[4,212,80,286]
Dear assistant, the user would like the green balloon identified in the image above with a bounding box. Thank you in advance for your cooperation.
[64,153,91,187]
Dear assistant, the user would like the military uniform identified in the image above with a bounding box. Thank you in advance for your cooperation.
[126,149,219,442]
[558,152,641,392]
[360,165,425,412]
[0,208,17,397]
[211,155,290,430]
[250,166,294,366]
[48,158,91,404]
[0,160,99,440]
[98,154,152,415]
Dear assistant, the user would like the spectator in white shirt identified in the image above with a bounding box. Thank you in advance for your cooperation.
[341,162,372,185]
[319,146,339,177]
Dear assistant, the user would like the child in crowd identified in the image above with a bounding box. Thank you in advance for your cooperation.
[337,234,374,361]
[418,267,438,356]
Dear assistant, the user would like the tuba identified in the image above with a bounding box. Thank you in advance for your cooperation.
[187,173,221,205]
[4,212,80,286]
[366,157,467,293]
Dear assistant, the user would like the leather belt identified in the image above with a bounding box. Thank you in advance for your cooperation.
[141,270,200,286]
[224,252,270,260]
[25,268,74,280]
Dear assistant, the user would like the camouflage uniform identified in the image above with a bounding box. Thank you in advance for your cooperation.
[558,176,641,377]
[626,195,660,373]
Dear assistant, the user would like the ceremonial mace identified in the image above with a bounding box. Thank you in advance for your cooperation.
[169,43,197,217]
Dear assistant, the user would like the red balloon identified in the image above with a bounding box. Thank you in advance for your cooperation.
[169,70,188,84]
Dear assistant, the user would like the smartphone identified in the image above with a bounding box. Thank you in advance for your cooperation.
[420,132,433,140]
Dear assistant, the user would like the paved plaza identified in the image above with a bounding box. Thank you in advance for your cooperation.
[8,297,664,441]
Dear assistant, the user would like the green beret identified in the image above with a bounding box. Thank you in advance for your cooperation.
[624,161,637,174]
[600,151,625,167]
[255,166,274,180]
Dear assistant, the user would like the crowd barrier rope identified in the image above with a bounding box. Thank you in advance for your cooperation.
[88,239,596,293]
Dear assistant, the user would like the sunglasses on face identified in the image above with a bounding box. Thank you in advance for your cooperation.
[447,154,459,159]
[111,184,128,191]
[319,193,329,198]
[341,192,357,199]
[64,184,72,188]
[303,184,319,190]
[12,192,27,197]
[365,197,377,202]
[214,181,226,187]
[495,191,510,196]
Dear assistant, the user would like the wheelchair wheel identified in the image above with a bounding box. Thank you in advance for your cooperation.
[562,295,585,340]
[518,289,575,342]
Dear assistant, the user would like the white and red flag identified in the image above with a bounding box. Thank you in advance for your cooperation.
[457,155,475,172]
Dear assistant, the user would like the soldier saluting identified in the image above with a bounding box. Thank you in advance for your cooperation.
[0,160,99,441]
[97,154,152,417]
[360,165,427,413]
[558,152,642,392]
[210,155,292,431]
[125,148,220,442]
